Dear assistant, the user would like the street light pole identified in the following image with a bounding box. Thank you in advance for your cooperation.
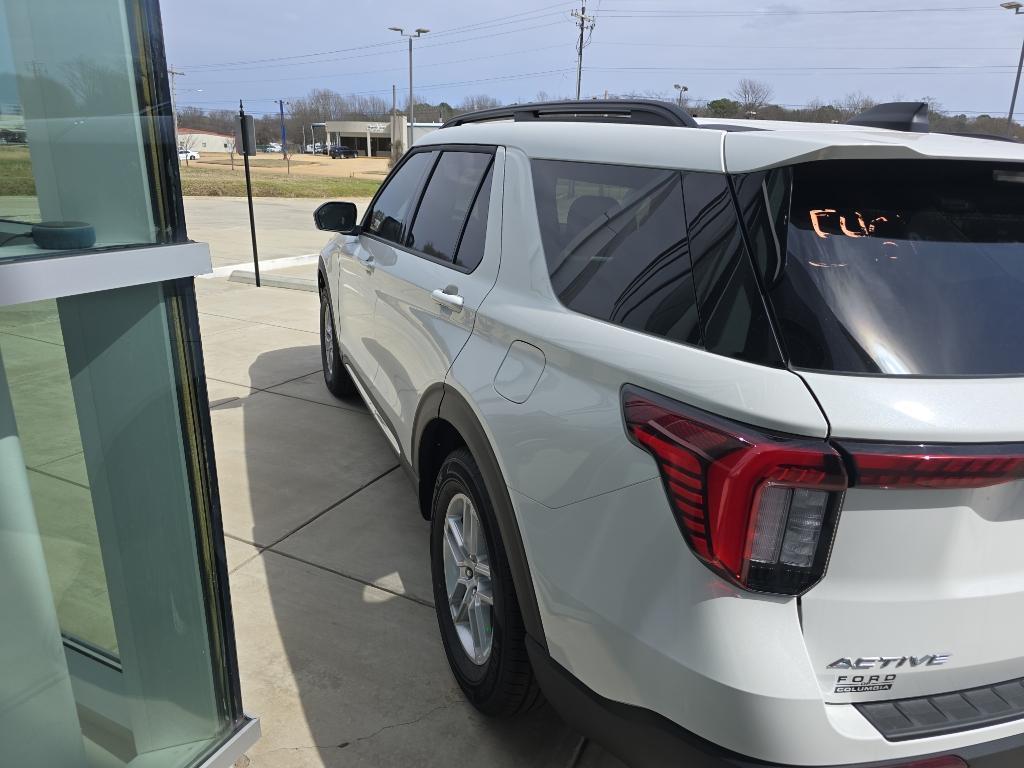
[389,26,429,151]
[1002,2,1024,135]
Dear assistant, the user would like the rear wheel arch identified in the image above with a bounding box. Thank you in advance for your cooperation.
[412,384,547,651]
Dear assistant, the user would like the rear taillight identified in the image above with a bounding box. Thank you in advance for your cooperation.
[622,386,847,595]
[838,441,1024,489]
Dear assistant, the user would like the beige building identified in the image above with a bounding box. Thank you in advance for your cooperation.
[324,116,440,157]
[177,127,234,153]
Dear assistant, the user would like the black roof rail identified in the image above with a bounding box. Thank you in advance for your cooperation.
[943,131,1020,143]
[847,101,929,133]
[441,99,698,129]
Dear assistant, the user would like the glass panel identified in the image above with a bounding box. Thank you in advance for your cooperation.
[0,281,235,767]
[454,164,494,271]
[0,299,117,655]
[532,160,701,346]
[768,160,1024,376]
[365,150,436,244]
[0,0,161,261]
[407,151,492,262]
[684,172,783,367]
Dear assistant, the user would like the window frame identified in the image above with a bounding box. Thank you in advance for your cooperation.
[361,143,497,275]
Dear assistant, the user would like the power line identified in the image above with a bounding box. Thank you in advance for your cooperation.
[192,44,568,87]
[182,21,568,76]
[180,4,575,71]
[177,68,577,108]
[597,5,997,16]
[588,65,1021,73]
[595,40,1020,52]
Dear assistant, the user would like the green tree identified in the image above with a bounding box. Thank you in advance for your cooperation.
[705,98,741,118]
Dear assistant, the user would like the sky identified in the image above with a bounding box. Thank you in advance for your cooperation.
[161,1,1024,119]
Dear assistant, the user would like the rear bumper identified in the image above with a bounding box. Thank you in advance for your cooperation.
[528,636,1024,768]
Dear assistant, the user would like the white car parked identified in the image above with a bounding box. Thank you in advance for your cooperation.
[314,100,1024,767]
[177,148,199,160]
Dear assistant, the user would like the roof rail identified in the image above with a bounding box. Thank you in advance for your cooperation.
[441,99,698,129]
[943,131,1019,143]
[847,101,929,133]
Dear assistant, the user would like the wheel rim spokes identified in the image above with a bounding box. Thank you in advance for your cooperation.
[442,492,493,665]
[323,304,334,376]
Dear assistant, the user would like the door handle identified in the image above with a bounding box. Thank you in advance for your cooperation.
[357,253,374,272]
[431,287,464,312]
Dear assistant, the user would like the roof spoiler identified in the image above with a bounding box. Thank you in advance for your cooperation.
[441,99,698,129]
[847,101,930,133]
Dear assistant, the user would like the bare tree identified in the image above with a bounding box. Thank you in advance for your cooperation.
[732,79,773,115]
[458,95,502,113]
[837,91,875,121]
[178,131,199,165]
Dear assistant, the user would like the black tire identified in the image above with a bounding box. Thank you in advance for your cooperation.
[320,291,355,398]
[430,448,543,716]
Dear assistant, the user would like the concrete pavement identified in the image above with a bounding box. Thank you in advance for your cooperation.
[195,278,627,768]
[185,197,372,269]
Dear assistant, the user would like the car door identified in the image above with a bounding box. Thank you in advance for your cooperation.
[367,145,504,457]
[335,149,436,386]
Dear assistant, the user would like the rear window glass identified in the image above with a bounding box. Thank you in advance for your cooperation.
[766,160,1024,376]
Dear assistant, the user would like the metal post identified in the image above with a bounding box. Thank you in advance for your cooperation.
[389,28,428,149]
[408,36,414,149]
[1009,34,1024,135]
[239,101,260,288]
[277,99,287,158]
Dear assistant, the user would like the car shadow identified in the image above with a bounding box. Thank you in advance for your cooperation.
[226,344,589,766]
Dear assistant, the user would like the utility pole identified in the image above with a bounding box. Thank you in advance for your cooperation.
[168,67,184,146]
[276,99,287,158]
[571,2,595,100]
[1002,2,1024,136]
[389,26,429,149]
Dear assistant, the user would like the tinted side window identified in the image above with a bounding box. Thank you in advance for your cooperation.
[366,150,436,244]
[454,164,494,271]
[732,170,791,285]
[532,160,701,347]
[407,151,492,262]
[684,172,783,367]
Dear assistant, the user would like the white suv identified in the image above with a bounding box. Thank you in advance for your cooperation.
[313,100,1024,767]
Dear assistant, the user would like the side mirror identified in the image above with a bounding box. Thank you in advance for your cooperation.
[314,201,359,234]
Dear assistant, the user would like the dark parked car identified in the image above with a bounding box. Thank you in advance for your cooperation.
[330,145,358,159]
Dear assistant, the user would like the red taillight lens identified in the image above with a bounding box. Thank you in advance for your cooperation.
[837,441,1024,489]
[622,386,847,595]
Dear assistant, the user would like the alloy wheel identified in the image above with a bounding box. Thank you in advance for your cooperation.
[443,492,493,665]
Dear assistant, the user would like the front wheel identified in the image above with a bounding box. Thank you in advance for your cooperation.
[320,291,355,398]
[430,448,543,716]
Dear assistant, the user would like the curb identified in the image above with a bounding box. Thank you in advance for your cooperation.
[228,270,317,292]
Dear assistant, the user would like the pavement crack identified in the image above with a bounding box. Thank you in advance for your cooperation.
[251,704,451,759]
[345,703,452,747]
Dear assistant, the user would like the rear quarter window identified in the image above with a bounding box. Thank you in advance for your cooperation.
[531,159,701,347]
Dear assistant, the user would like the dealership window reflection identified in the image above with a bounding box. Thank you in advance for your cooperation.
[0,0,167,259]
